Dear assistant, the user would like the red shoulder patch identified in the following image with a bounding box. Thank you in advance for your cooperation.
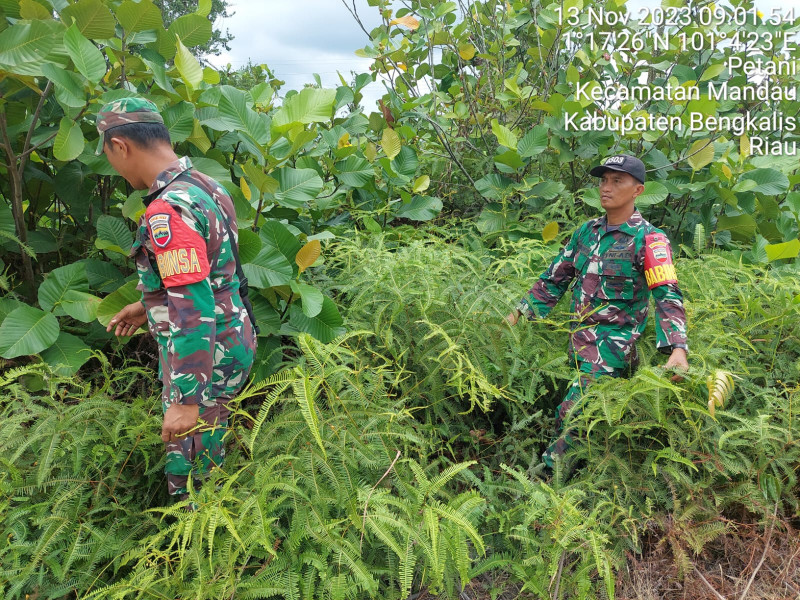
[643,232,677,289]
[145,199,210,288]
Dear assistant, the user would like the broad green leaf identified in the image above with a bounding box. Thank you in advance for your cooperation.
[260,220,302,270]
[61,290,101,322]
[95,215,133,255]
[96,279,142,330]
[217,85,268,145]
[287,297,344,343]
[566,64,579,84]
[335,155,373,188]
[475,173,513,200]
[699,63,725,82]
[636,181,669,206]
[765,238,800,262]
[196,0,212,17]
[83,259,126,293]
[38,263,89,313]
[458,43,476,61]
[243,162,279,194]
[162,101,195,143]
[249,295,281,337]
[687,139,714,171]
[168,13,212,47]
[0,20,60,75]
[542,221,559,242]
[175,36,202,89]
[60,0,116,39]
[64,24,106,83]
[381,127,401,160]
[396,195,442,221]
[0,305,59,359]
[391,146,419,178]
[475,203,508,234]
[274,168,324,209]
[739,168,790,195]
[717,214,757,241]
[491,119,517,150]
[115,0,163,32]
[295,239,321,274]
[413,175,430,193]
[272,87,336,133]
[20,0,50,20]
[237,229,261,264]
[518,126,548,158]
[581,187,601,210]
[40,331,92,376]
[203,66,220,84]
[53,118,85,162]
[290,281,324,318]
[242,247,293,288]
[140,48,176,94]
[42,64,86,109]
[122,190,145,221]
[187,119,212,153]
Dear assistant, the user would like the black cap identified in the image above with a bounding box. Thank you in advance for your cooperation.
[589,154,645,184]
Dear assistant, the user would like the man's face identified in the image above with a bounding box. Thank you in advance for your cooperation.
[598,170,643,213]
[103,136,145,190]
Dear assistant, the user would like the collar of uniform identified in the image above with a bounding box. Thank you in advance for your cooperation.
[593,210,643,236]
[144,157,193,205]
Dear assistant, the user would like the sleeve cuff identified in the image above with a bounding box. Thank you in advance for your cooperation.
[516,300,535,321]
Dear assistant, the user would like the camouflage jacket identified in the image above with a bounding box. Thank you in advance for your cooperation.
[131,157,257,407]
[517,210,688,370]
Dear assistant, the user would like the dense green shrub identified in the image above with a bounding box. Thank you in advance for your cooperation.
[2,228,799,599]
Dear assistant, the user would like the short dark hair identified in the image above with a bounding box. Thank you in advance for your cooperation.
[104,121,171,149]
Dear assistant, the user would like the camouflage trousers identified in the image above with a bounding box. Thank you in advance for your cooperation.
[163,377,249,497]
[541,361,627,468]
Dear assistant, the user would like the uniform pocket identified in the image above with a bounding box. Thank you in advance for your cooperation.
[596,260,634,300]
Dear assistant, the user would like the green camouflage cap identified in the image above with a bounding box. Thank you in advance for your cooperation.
[95,97,164,154]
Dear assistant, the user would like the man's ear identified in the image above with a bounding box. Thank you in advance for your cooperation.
[632,182,645,199]
[107,136,129,156]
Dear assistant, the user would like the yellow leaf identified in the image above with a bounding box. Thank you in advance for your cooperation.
[707,370,736,418]
[381,127,401,160]
[365,142,378,162]
[721,164,732,179]
[740,134,750,158]
[542,221,559,243]
[389,15,420,30]
[296,239,321,274]
[687,139,714,171]
[458,43,476,61]
[413,175,430,193]
[338,132,352,149]
[240,177,252,202]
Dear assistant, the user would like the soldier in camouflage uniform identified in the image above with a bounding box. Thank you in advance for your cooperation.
[506,155,689,468]
[102,98,257,498]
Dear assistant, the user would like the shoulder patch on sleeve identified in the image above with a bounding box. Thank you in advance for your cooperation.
[643,232,678,289]
[146,199,210,288]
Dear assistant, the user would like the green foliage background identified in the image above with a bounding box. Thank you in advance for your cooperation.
[1,0,799,598]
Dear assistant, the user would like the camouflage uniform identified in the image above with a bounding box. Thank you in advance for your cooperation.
[98,99,257,496]
[516,210,688,466]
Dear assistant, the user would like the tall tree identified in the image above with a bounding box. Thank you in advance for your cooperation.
[154,0,234,57]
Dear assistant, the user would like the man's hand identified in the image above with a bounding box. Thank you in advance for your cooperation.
[107,301,147,337]
[664,347,689,381]
[505,309,521,326]
[162,403,200,443]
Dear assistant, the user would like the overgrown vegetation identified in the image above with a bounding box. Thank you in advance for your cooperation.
[1,0,800,597]
[3,233,799,598]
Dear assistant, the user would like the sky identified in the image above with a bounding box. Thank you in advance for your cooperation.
[207,1,386,108]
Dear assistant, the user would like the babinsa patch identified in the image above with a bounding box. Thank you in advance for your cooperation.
[148,213,172,248]
[643,232,677,289]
